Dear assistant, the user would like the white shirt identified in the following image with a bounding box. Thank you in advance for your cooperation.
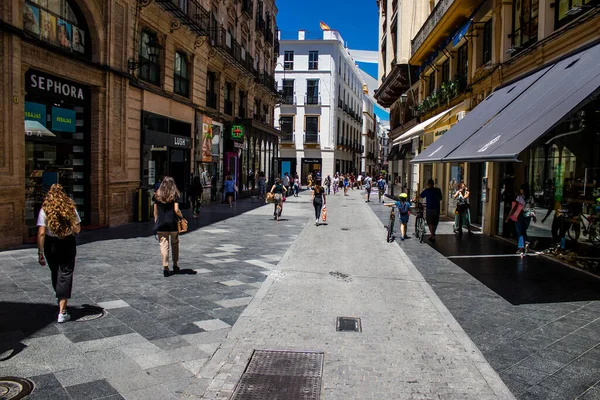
[283,175,290,186]
[37,208,81,237]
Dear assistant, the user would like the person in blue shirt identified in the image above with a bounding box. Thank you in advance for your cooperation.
[385,193,411,241]
[419,178,443,241]
[223,175,236,208]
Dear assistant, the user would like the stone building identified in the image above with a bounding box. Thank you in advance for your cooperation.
[0,0,280,249]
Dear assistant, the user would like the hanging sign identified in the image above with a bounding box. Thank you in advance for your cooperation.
[231,125,244,140]
[202,116,213,162]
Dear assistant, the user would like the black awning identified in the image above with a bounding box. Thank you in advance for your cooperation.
[399,142,412,159]
[413,42,600,163]
[387,144,400,161]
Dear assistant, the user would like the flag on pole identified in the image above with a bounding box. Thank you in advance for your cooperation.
[319,21,331,30]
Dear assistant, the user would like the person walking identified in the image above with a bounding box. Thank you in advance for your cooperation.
[37,184,81,323]
[350,174,355,190]
[343,175,350,196]
[307,173,313,190]
[312,179,327,226]
[223,175,236,207]
[324,175,332,195]
[377,175,386,203]
[258,171,266,200]
[506,183,536,254]
[189,176,203,218]
[333,174,339,195]
[453,183,472,235]
[364,174,372,202]
[357,173,363,190]
[283,172,291,195]
[419,179,443,242]
[270,177,287,221]
[153,177,183,277]
[294,174,300,197]
[384,193,410,240]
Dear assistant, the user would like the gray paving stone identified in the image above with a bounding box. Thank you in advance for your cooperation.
[65,379,119,400]
[133,350,175,369]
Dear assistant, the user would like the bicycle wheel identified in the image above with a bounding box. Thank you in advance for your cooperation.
[387,214,395,242]
[418,218,425,243]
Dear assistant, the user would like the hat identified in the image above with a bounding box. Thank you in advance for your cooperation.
[399,193,408,199]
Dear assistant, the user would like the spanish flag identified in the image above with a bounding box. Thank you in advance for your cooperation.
[320,21,331,30]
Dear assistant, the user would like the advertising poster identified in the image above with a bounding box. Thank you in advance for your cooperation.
[24,3,40,36]
[202,116,213,163]
[72,26,85,54]
[41,11,56,43]
[57,19,72,49]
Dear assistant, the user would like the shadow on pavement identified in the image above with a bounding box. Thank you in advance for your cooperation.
[428,234,600,305]
[0,301,57,358]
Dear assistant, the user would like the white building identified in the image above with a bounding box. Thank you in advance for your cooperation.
[275,30,366,183]
[361,88,377,175]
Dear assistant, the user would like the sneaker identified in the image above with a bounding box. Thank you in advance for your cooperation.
[400,237,405,241]
[57,312,71,323]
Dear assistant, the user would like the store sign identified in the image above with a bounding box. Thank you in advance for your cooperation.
[25,101,46,125]
[26,70,86,103]
[202,116,213,162]
[173,136,190,147]
[51,107,76,132]
[233,141,244,149]
[231,125,244,140]
[303,159,321,164]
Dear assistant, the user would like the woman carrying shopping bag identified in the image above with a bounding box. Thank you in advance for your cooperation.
[312,179,327,226]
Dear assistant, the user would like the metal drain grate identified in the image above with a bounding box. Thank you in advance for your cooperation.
[0,377,34,399]
[336,317,362,332]
[231,350,324,400]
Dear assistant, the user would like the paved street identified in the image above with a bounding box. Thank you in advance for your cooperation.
[2,188,598,399]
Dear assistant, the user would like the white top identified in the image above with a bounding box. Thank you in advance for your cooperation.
[37,208,81,237]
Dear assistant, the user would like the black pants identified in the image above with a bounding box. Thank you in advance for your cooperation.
[551,215,571,243]
[44,235,77,299]
[314,199,323,220]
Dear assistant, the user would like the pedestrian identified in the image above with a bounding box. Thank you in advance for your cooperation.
[312,179,327,226]
[224,175,236,207]
[343,175,349,196]
[333,174,339,195]
[154,177,184,277]
[453,183,472,235]
[364,174,372,202]
[384,193,410,240]
[258,171,266,200]
[505,183,536,254]
[37,184,81,323]
[270,177,287,221]
[377,175,386,203]
[307,173,313,190]
[350,174,355,190]
[419,178,443,241]
[283,172,291,195]
[357,173,363,190]
[189,175,202,218]
[324,175,332,195]
[294,174,300,197]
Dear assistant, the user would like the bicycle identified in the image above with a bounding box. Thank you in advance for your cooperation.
[385,206,396,243]
[413,201,427,243]
[567,213,600,247]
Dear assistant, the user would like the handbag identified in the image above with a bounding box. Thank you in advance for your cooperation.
[509,201,524,222]
[282,196,287,202]
[177,217,188,233]
[321,206,327,222]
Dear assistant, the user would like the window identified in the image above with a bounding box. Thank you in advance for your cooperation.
[428,73,436,95]
[284,51,294,70]
[282,79,294,103]
[555,0,594,28]
[306,79,319,104]
[338,56,342,74]
[309,51,319,70]
[280,116,293,135]
[305,116,319,141]
[139,30,160,85]
[224,82,233,115]
[206,71,217,109]
[481,20,493,65]
[456,43,468,78]
[238,90,246,118]
[23,0,90,57]
[441,59,450,84]
[512,0,539,49]
[174,52,189,97]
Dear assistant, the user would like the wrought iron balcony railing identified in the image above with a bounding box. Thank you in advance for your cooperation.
[155,0,210,34]
[411,0,455,56]
[305,95,321,105]
[241,0,253,18]
[304,133,320,144]
[280,133,295,143]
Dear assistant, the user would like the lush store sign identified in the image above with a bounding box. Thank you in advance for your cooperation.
[51,107,76,132]
[25,102,46,125]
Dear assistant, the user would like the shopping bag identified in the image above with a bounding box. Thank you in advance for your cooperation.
[509,201,524,222]
[321,206,327,222]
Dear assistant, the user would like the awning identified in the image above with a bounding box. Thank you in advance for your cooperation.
[393,106,458,146]
[399,142,413,159]
[387,144,400,161]
[412,42,600,163]
[25,120,55,137]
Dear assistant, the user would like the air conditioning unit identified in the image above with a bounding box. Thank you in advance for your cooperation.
[456,111,466,122]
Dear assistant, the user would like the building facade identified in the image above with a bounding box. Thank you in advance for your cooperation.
[361,88,377,175]
[1,0,279,249]
[379,0,600,253]
[274,30,366,183]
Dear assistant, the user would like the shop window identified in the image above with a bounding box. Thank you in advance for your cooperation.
[139,30,160,85]
[23,0,90,57]
[441,59,450,84]
[309,51,319,70]
[284,51,294,70]
[555,0,596,28]
[511,0,539,50]
[482,20,492,65]
[174,51,189,97]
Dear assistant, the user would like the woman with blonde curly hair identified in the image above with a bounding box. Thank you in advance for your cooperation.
[37,184,81,323]
[154,176,183,277]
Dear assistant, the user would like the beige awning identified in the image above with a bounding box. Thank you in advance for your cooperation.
[25,120,55,137]
[392,106,458,146]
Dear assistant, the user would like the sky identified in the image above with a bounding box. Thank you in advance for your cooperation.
[276,0,389,121]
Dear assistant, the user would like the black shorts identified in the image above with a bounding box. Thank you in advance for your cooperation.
[426,210,440,226]
[226,192,234,198]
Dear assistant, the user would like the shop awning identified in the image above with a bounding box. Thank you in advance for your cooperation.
[387,144,400,161]
[399,142,413,159]
[394,106,458,146]
[25,120,56,137]
[412,42,600,164]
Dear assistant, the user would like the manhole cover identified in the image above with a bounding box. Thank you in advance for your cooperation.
[231,350,324,400]
[71,305,106,322]
[0,377,34,399]
[336,317,362,332]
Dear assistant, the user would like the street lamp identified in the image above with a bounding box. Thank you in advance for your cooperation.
[128,35,163,72]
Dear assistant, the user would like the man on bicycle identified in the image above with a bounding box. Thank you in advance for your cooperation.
[384,193,410,241]
[419,178,443,242]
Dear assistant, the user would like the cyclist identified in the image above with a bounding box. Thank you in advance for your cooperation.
[384,193,410,241]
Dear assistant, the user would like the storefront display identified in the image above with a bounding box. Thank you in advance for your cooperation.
[24,69,89,237]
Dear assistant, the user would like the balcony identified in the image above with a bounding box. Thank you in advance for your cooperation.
[280,133,295,143]
[338,99,343,109]
[241,0,253,18]
[274,35,280,56]
[343,103,348,113]
[256,72,277,93]
[155,0,210,35]
[255,17,266,35]
[305,95,321,105]
[206,91,217,109]
[282,95,296,105]
[224,99,233,115]
[265,29,274,46]
[253,113,267,123]
[349,110,355,119]
[304,133,320,144]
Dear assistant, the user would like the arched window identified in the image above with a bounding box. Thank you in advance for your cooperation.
[23,0,91,58]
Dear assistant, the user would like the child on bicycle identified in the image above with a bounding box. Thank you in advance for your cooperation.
[384,193,410,241]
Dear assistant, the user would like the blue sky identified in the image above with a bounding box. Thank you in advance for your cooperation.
[276,0,389,121]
